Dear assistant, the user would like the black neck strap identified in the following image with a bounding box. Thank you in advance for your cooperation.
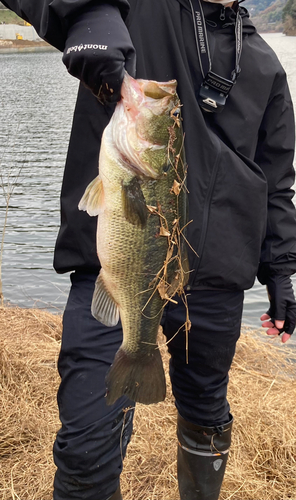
[188,0,243,83]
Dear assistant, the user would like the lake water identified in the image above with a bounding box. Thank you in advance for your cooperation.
[0,33,296,337]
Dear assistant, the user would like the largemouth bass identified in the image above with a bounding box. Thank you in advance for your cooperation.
[79,73,188,405]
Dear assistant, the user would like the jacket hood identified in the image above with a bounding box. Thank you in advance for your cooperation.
[177,0,256,35]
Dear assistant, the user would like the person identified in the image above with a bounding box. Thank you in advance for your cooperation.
[2,0,296,499]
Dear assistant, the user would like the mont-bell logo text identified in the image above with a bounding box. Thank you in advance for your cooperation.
[195,11,206,54]
[66,44,108,55]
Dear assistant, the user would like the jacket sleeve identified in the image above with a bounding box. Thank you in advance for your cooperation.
[256,66,296,285]
[1,0,130,51]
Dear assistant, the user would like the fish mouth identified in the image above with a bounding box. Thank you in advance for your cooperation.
[122,71,177,105]
[112,73,178,179]
[137,78,177,100]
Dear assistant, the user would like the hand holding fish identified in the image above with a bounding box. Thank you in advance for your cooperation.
[63,3,136,103]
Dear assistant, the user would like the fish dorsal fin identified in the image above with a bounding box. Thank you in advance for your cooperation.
[91,272,120,327]
[122,177,148,228]
[78,175,104,216]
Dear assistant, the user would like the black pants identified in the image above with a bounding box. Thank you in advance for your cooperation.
[53,272,243,500]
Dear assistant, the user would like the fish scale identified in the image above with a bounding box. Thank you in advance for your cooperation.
[99,153,168,351]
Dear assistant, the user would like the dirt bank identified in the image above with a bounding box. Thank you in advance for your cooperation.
[0,38,55,52]
[0,306,295,500]
[0,38,46,46]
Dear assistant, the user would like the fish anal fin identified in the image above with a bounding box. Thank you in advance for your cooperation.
[91,272,120,327]
[78,175,104,217]
[122,177,148,228]
[106,348,166,405]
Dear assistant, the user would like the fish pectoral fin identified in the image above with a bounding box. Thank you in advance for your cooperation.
[91,273,120,327]
[122,177,148,228]
[78,175,104,217]
[106,347,166,406]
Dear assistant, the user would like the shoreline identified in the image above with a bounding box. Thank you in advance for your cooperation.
[0,38,58,53]
[1,31,295,55]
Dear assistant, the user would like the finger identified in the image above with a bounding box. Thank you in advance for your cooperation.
[260,313,271,321]
[282,308,296,335]
[274,319,285,330]
[281,333,291,344]
[266,327,281,336]
[271,294,286,322]
[261,320,275,328]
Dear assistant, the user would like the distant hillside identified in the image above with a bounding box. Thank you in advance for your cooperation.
[282,0,296,35]
[244,0,288,32]
[0,2,28,24]
[243,0,282,16]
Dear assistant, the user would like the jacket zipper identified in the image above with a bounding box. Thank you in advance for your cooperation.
[189,138,221,287]
[220,6,226,21]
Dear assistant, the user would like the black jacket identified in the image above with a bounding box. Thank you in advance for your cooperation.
[3,0,296,290]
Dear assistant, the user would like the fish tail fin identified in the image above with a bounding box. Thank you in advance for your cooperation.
[106,348,166,406]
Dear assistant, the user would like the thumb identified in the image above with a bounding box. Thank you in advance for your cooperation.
[274,319,284,331]
[282,333,291,343]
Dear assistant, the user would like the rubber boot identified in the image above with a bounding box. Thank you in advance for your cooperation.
[107,485,123,500]
[177,413,233,500]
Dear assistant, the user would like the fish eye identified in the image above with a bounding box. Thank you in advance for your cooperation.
[173,108,180,117]
[163,163,171,173]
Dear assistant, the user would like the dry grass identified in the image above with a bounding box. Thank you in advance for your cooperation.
[0,306,295,500]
